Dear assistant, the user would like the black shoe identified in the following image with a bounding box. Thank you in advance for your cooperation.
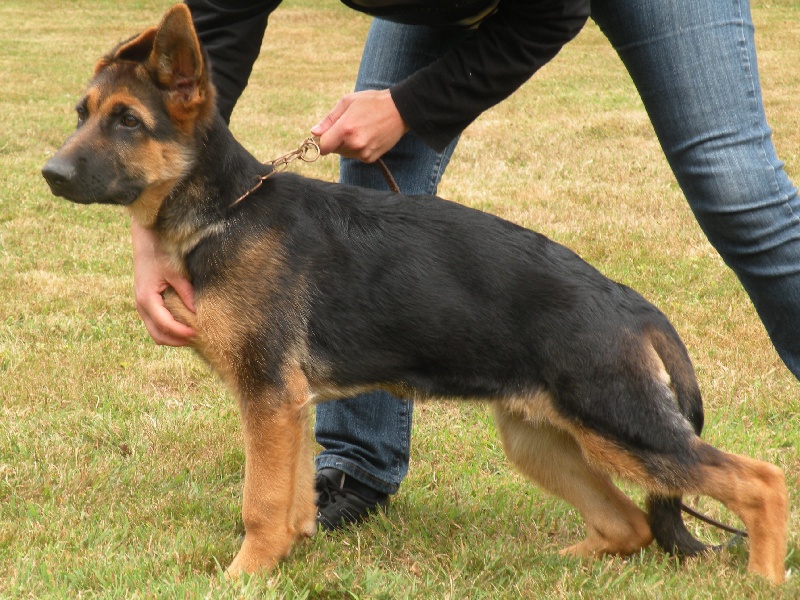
[315,468,389,531]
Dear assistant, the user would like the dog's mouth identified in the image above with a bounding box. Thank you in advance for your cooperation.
[42,177,87,203]
[42,174,101,205]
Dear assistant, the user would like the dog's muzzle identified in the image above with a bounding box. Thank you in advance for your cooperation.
[42,153,137,205]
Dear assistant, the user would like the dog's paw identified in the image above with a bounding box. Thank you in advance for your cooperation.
[226,538,281,579]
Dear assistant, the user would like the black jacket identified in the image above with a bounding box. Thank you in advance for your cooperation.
[187,0,590,151]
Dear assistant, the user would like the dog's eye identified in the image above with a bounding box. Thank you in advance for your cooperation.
[76,106,87,127]
[120,114,141,129]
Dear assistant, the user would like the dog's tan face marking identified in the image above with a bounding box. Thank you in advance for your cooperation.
[92,90,158,132]
[44,60,195,221]
[81,78,194,227]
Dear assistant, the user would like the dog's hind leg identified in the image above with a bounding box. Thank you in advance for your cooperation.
[674,443,788,583]
[226,366,317,577]
[492,402,654,558]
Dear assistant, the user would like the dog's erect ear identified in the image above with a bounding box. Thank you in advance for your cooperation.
[94,4,208,105]
[92,4,214,129]
[148,4,209,107]
[94,27,158,75]
[116,28,158,64]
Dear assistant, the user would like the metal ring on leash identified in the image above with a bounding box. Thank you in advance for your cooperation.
[230,136,322,208]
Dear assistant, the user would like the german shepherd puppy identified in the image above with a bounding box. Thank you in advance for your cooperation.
[42,4,788,583]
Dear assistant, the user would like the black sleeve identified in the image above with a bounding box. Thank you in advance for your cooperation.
[390,0,590,151]
[186,0,283,123]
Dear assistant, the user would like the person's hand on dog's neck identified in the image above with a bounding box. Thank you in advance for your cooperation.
[131,221,196,347]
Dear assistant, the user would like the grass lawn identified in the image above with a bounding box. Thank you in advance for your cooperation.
[1,0,798,597]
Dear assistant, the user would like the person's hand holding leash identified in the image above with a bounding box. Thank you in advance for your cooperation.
[131,221,196,346]
[311,89,409,163]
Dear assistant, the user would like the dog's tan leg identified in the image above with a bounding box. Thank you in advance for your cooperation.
[289,402,317,540]
[692,446,788,583]
[493,404,653,557]
[226,367,315,578]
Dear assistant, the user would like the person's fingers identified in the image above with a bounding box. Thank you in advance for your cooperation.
[311,96,352,150]
[134,287,196,346]
[170,273,196,313]
[131,219,196,345]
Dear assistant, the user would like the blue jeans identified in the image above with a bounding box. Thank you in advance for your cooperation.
[315,0,800,494]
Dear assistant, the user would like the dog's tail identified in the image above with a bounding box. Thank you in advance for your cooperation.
[646,495,709,556]
[644,328,709,557]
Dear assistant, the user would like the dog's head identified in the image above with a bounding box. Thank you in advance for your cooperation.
[42,4,214,225]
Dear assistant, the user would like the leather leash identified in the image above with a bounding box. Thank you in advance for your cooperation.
[681,502,748,538]
[230,136,399,209]
[229,136,322,209]
[375,156,400,193]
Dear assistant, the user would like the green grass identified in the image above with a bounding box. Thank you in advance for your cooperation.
[2,0,799,597]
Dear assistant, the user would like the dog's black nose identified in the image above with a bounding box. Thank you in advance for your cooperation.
[42,156,77,193]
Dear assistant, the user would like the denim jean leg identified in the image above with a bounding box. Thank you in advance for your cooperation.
[314,19,468,494]
[592,0,800,379]
[339,19,468,194]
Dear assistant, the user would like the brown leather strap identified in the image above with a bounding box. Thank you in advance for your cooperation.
[376,158,401,193]
[681,502,748,538]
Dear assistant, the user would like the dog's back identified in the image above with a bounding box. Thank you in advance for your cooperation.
[209,173,698,418]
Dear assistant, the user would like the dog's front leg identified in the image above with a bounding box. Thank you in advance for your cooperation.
[227,368,316,578]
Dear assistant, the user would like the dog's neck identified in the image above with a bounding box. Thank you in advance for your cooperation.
[148,113,269,266]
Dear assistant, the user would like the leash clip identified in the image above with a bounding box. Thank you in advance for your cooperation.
[271,136,321,172]
[230,136,321,209]
[231,135,403,209]
[300,136,321,163]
